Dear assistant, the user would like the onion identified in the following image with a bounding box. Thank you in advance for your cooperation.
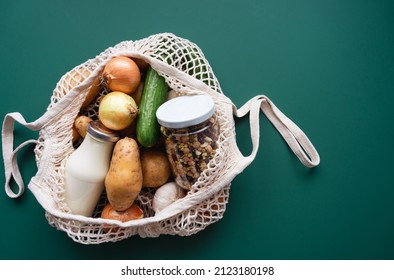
[101,203,144,232]
[99,91,138,130]
[102,56,141,94]
[101,203,144,222]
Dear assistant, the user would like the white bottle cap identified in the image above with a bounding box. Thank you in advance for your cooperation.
[156,95,215,129]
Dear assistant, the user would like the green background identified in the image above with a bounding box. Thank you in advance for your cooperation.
[1,0,393,260]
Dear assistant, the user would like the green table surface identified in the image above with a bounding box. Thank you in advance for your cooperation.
[1,0,393,260]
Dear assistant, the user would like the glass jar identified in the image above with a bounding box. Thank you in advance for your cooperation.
[64,121,119,217]
[156,95,219,190]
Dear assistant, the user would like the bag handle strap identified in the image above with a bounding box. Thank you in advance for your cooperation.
[2,112,44,198]
[234,95,320,168]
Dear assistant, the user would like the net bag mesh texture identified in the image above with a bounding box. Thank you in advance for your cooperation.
[30,33,245,244]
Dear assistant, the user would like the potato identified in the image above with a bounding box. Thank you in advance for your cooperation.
[133,57,149,73]
[81,77,101,108]
[74,115,93,138]
[71,125,81,143]
[61,67,101,108]
[141,149,171,188]
[105,137,143,211]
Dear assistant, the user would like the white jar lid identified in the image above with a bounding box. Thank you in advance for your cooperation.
[156,95,215,129]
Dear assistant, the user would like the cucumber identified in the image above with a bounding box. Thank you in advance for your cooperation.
[136,66,168,147]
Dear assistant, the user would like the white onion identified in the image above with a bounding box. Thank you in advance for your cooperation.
[98,91,138,130]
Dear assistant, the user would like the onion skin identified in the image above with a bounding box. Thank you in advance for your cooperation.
[101,203,144,232]
[101,203,144,222]
[98,91,138,131]
[102,56,141,94]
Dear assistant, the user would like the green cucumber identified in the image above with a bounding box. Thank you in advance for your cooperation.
[136,66,168,147]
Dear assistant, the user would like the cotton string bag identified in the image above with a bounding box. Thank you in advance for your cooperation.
[2,33,320,244]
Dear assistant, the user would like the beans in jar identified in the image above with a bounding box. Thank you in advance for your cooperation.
[156,94,219,190]
[161,114,219,189]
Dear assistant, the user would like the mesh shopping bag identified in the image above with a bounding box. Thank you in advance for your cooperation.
[2,33,320,244]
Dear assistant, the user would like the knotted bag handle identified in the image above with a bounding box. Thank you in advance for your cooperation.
[234,95,320,170]
[147,56,320,170]
[1,65,98,199]
[2,111,56,198]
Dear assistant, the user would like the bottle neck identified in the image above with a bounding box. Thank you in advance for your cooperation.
[79,133,115,155]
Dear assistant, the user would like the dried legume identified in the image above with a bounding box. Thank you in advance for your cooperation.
[161,115,219,190]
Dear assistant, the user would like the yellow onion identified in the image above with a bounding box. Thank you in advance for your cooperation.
[101,202,144,222]
[101,203,144,232]
[102,56,141,94]
[99,91,138,130]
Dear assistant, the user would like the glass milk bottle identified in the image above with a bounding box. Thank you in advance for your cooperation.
[64,121,119,217]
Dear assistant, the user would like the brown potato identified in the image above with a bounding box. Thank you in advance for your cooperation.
[132,57,149,73]
[74,115,93,138]
[61,67,101,108]
[81,76,101,108]
[141,149,171,188]
[71,125,81,143]
[105,137,143,211]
